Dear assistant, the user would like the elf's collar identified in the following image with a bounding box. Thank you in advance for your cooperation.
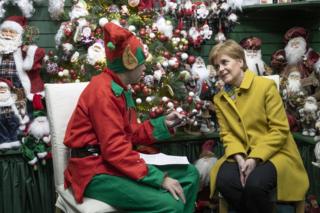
[105,69,135,109]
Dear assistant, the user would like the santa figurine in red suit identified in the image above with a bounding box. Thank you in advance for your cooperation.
[282,27,318,79]
[239,36,272,76]
[63,22,200,212]
[0,16,46,111]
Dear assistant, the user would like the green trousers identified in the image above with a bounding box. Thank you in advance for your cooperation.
[84,164,200,213]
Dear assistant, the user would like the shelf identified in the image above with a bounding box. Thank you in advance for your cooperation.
[241,1,320,15]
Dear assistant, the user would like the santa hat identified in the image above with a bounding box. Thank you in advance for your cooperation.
[305,50,320,73]
[0,16,27,35]
[104,22,145,73]
[284,27,308,44]
[0,78,14,89]
[239,36,262,50]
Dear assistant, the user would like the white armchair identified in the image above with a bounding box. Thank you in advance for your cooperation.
[45,82,119,213]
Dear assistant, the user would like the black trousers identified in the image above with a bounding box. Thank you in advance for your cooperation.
[216,161,277,213]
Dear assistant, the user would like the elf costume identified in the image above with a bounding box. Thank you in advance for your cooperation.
[64,22,199,213]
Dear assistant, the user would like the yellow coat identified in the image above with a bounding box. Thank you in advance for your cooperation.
[210,71,309,201]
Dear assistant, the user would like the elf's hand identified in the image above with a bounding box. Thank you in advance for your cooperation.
[234,154,246,187]
[162,176,186,204]
[165,110,186,129]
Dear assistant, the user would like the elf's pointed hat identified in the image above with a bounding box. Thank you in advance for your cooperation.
[0,16,27,35]
[284,27,308,44]
[239,36,262,50]
[103,22,145,73]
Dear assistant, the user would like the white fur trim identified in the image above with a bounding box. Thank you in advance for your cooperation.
[23,45,38,70]
[10,141,21,148]
[48,0,65,20]
[37,152,48,158]
[0,141,20,149]
[43,135,51,143]
[28,157,38,165]
[0,21,24,35]
[13,49,31,100]
[27,91,45,101]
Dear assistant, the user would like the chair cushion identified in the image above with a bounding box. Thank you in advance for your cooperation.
[56,185,118,213]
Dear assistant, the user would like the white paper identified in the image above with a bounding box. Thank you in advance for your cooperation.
[139,153,190,165]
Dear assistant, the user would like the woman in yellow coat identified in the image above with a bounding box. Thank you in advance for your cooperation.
[209,40,309,213]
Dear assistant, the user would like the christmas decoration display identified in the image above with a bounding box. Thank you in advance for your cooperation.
[298,96,319,136]
[45,0,241,134]
[268,27,320,137]
[239,36,272,76]
[0,78,29,150]
[0,0,44,18]
[0,15,51,169]
[21,92,51,169]
[21,113,51,169]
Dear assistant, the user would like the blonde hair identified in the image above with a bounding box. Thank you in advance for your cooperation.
[208,39,248,71]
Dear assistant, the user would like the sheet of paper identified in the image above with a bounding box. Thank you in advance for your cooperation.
[139,153,190,165]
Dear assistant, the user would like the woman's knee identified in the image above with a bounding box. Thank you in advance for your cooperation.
[243,185,266,198]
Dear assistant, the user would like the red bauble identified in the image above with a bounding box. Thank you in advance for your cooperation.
[142,87,149,96]
[95,27,102,35]
[48,50,54,57]
[132,84,141,92]
[163,51,171,59]
[187,96,193,104]
[139,28,146,37]
[139,83,145,89]
[149,111,157,118]
[187,55,196,64]
[120,19,127,26]
[195,103,202,110]
[159,34,168,42]
[175,51,182,58]
[173,29,181,36]
[182,45,189,52]
[155,107,164,115]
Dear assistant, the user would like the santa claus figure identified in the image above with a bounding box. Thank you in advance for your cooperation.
[240,36,271,76]
[282,27,318,79]
[21,110,51,167]
[299,96,319,136]
[282,70,305,116]
[0,16,46,105]
[69,0,89,20]
[191,56,209,98]
[0,78,29,150]
[86,40,106,66]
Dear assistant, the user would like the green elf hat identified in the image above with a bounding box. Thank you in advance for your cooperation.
[103,22,146,73]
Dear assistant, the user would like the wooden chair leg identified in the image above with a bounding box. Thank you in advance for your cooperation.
[295,200,305,213]
[219,197,228,213]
